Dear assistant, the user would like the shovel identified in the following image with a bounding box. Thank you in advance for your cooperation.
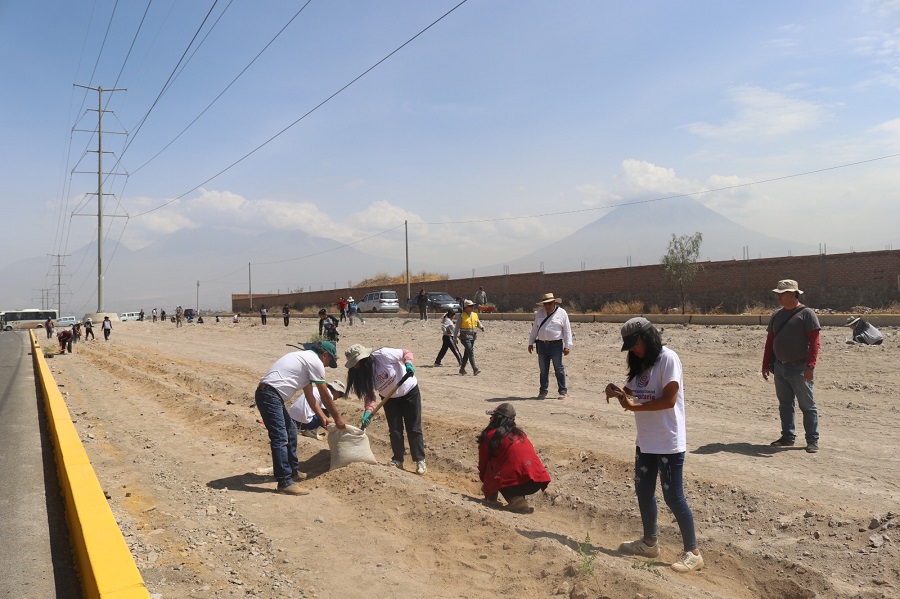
[361,371,413,430]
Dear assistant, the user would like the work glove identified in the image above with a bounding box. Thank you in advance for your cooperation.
[405,362,415,375]
[360,411,372,429]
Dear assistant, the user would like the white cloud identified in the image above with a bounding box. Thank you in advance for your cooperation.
[684,86,828,141]
[616,159,694,194]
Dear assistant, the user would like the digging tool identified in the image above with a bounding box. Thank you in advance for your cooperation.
[361,370,413,430]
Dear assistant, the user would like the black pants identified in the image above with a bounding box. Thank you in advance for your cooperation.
[383,385,426,463]
[283,315,289,327]
[499,481,544,502]
[261,314,267,325]
[85,328,94,340]
[435,335,462,365]
[103,328,111,341]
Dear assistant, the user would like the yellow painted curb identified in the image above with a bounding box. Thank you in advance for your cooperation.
[30,332,150,599]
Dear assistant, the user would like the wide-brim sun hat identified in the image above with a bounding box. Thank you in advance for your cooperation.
[845,316,861,327]
[536,292,562,306]
[620,317,653,351]
[347,297,354,302]
[328,380,346,395]
[344,343,373,368]
[463,299,476,307]
[772,279,803,294]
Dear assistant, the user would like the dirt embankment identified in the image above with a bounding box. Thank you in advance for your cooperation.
[45,317,898,598]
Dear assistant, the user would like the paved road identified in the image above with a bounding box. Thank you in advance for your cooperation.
[0,331,80,598]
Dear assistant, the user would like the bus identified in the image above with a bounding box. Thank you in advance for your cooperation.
[0,309,59,331]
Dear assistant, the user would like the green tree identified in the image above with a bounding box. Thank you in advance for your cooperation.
[661,232,703,314]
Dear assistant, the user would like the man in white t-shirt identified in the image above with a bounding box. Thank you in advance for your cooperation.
[256,341,346,495]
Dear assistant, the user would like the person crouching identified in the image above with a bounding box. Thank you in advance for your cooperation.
[477,403,550,513]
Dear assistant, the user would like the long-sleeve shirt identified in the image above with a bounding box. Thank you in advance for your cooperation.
[528,306,573,350]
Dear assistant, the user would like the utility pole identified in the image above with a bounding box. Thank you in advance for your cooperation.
[47,253,70,315]
[74,84,126,313]
[248,262,253,311]
[405,220,410,304]
[196,280,200,313]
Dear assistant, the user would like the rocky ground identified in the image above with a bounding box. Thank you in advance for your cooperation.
[43,315,898,598]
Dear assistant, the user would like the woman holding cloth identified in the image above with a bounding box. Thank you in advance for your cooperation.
[345,343,427,475]
[605,317,703,573]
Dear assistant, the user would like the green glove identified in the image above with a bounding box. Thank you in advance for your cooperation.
[360,411,372,429]
[405,362,415,375]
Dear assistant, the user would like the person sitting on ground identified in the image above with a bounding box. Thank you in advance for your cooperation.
[477,403,551,513]
[845,316,883,345]
[289,380,346,440]
[232,313,240,323]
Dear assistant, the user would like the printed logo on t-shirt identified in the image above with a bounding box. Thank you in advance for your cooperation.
[638,373,651,388]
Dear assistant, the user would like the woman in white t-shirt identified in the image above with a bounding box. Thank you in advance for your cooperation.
[605,317,703,573]
[344,344,427,475]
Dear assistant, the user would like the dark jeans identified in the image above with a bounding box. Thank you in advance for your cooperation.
[85,328,94,340]
[103,328,111,341]
[296,409,329,431]
[536,339,567,394]
[419,306,428,320]
[774,361,818,442]
[283,315,290,326]
[634,447,697,552]
[383,385,426,463]
[435,335,462,365]
[459,333,478,372]
[255,384,299,488]
[260,314,267,325]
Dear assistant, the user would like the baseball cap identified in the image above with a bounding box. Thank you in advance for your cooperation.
[303,341,339,368]
[620,317,652,351]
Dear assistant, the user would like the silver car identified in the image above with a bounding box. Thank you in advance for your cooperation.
[357,290,401,313]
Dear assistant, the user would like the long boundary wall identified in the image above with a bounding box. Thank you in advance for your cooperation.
[232,249,900,314]
[30,332,150,599]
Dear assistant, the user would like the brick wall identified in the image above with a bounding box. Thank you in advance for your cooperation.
[232,249,900,313]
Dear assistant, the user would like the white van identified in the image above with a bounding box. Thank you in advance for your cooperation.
[120,312,142,322]
[56,316,78,327]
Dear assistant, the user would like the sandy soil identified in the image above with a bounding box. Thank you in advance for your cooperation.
[43,315,899,599]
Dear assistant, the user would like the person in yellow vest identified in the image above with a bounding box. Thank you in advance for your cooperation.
[453,300,485,375]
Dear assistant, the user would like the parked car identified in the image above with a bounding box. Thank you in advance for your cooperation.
[120,312,141,322]
[406,292,461,313]
[357,290,401,313]
[183,308,196,322]
[56,316,78,327]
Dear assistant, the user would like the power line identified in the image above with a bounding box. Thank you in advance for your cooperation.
[130,0,471,219]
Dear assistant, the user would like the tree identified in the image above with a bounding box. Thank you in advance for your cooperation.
[661,232,703,314]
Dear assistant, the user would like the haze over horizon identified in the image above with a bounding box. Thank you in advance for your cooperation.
[2,1,900,313]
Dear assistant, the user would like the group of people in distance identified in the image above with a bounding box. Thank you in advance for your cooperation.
[253,278,872,575]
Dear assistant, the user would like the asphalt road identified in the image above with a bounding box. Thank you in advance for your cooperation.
[0,331,80,598]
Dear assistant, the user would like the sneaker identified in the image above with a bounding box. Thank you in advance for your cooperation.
[389,459,403,469]
[558,394,568,400]
[433,363,441,367]
[277,484,309,496]
[459,368,466,375]
[537,392,548,400]
[770,437,795,447]
[292,471,308,482]
[670,550,704,573]
[618,538,660,558]
[473,369,481,376]
[415,460,427,475]
[805,442,819,453]
[505,496,533,513]
[300,429,321,440]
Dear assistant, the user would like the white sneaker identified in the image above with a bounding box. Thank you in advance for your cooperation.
[415,460,427,475]
[301,428,321,440]
[671,550,703,573]
[618,538,660,558]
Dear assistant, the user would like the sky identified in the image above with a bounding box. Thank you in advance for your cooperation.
[2,0,900,311]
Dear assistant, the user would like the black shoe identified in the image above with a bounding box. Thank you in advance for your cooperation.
[770,437,795,447]
[805,442,819,453]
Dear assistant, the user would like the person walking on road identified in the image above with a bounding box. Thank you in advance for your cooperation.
[478,403,551,513]
[762,279,821,453]
[474,286,488,312]
[345,343,427,475]
[606,317,704,573]
[45,318,53,339]
[434,310,462,367]
[416,289,429,321]
[152,308,158,323]
[84,318,94,340]
[256,341,346,494]
[260,304,267,325]
[454,300,484,375]
[527,292,573,400]
[282,304,291,327]
[347,296,363,326]
[102,316,112,341]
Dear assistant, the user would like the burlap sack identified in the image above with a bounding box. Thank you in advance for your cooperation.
[326,423,378,470]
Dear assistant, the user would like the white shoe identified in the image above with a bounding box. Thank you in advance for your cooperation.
[671,550,703,572]
[301,428,321,440]
[415,460,427,475]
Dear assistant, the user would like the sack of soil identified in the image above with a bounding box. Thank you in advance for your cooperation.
[326,423,377,470]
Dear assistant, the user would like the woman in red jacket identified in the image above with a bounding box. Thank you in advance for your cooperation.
[477,403,551,513]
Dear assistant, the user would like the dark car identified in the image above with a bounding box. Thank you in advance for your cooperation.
[183,308,196,322]
[407,292,461,313]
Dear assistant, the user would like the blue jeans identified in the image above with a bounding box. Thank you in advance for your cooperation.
[536,339,567,395]
[459,333,478,372]
[774,361,818,442]
[634,447,697,552]
[255,384,299,488]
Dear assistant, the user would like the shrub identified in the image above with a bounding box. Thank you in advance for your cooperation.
[599,300,644,314]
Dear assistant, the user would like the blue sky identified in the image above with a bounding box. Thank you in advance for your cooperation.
[2,0,900,305]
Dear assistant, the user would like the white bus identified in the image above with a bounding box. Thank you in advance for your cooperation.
[0,309,59,331]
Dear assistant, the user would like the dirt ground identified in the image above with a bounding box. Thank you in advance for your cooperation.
[42,314,898,599]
